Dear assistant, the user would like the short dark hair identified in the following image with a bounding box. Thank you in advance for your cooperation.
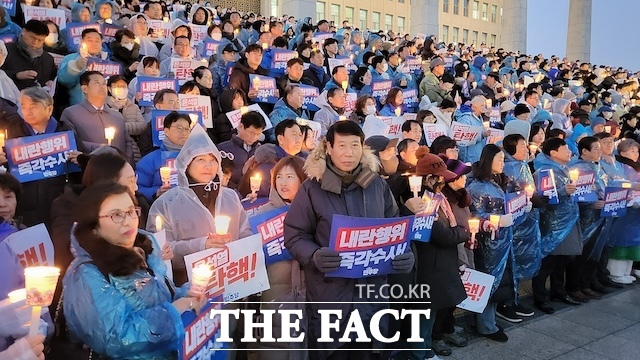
[401,120,420,133]
[326,120,364,146]
[163,111,192,129]
[542,138,567,156]
[114,28,135,43]
[107,75,127,87]
[79,71,104,86]
[371,55,385,69]
[524,90,538,100]
[440,99,457,110]
[153,89,178,106]
[275,119,300,143]
[0,172,22,203]
[578,136,599,156]
[240,111,267,130]
[174,35,190,45]
[503,134,526,156]
[273,36,288,48]
[594,132,613,140]
[323,38,338,47]
[331,65,346,76]
[326,87,344,99]
[430,135,456,155]
[546,128,566,140]
[82,28,102,39]
[397,138,416,154]
[24,20,49,36]
[142,56,159,68]
[82,153,128,187]
[245,43,263,54]
[287,57,304,68]
[192,66,209,80]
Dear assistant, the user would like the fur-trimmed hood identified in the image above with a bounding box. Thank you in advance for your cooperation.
[303,138,380,181]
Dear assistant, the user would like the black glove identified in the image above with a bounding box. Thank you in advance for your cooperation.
[392,252,415,273]
[531,194,550,208]
[312,247,342,273]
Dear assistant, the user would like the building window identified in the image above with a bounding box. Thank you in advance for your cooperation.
[359,9,368,29]
[316,2,325,21]
[452,27,459,44]
[481,32,487,44]
[463,0,469,16]
[472,1,479,19]
[331,4,340,24]
[398,16,405,33]
[482,3,488,21]
[462,29,469,44]
[385,14,393,31]
[345,6,354,25]
[491,34,497,47]
[500,7,503,24]
[442,25,449,44]
[270,0,278,16]
[491,5,497,22]
[443,0,449,12]
[399,0,404,3]
[453,0,459,14]
[373,12,380,30]
[472,30,478,45]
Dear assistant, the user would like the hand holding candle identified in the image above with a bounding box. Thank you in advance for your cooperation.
[214,215,231,235]
[569,169,579,183]
[525,184,535,204]
[409,175,422,198]
[467,218,480,249]
[0,132,5,147]
[159,166,171,186]
[489,214,500,240]
[250,173,261,194]
[24,267,60,336]
[104,127,116,146]
[190,264,213,296]
[155,215,162,233]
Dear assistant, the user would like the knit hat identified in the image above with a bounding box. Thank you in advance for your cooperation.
[590,117,606,131]
[514,103,530,117]
[504,119,531,141]
[443,158,472,183]
[415,147,457,181]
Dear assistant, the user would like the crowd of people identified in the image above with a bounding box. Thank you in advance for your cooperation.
[0,0,639,359]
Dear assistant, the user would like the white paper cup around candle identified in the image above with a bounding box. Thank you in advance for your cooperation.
[105,18,113,24]
[543,99,549,109]
[339,115,347,121]
[252,77,261,89]
[569,169,579,183]
[0,133,5,147]
[529,144,538,154]
[525,185,535,199]
[622,182,632,189]
[409,175,422,198]
[104,127,116,145]
[421,193,431,213]
[468,218,480,234]
[190,265,213,295]
[341,81,348,90]
[159,166,171,185]
[605,125,612,133]
[485,99,492,109]
[163,16,169,22]
[155,215,162,233]
[240,106,249,115]
[360,43,365,49]
[503,89,509,97]
[8,288,26,303]
[395,107,401,117]
[489,215,500,240]
[215,215,231,235]
[250,174,261,193]
[483,121,490,130]
[262,43,268,50]
[25,267,60,336]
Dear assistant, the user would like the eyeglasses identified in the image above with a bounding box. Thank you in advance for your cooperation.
[99,207,141,223]
[220,150,235,161]
[170,125,192,133]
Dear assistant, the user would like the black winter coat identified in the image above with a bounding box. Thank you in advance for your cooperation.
[2,41,56,90]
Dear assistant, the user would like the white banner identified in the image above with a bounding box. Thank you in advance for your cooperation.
[450,121,483,146]
[188,24,208,45]
[456,268,494,313]
[296,118,322,144]
[170,58,208,84]
[179,94,213,128]
[423,123,449,146]
[225,103,272,131]
[362,115,390,139]
[23,6,66,29]
[5,224,54,268]
[378,116,405,139]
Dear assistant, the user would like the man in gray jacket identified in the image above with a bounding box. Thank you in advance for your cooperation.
[61,71,134,162]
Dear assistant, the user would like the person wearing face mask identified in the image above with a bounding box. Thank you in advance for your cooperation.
[122,0,141,14]
[198,24,223,61]
[109,29,141,82]
[42,20,69,56]
[106,76,146,151]
[147,124,253,285]
[349,95,377,126]
[370,55,391,82]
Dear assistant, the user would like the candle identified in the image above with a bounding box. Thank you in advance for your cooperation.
[159,166,171,185]
[155,215,162,233]
[372,46,376,52]
[214,215,231,235]
[472,81,477,89]
[134,37,140,44]
[360,42,365,49]
[529,144,538,154]
[489,214,500,240]
[395,107,401,117]
[105,18,112,24]
[339,115,347,121]
[622,182,632,189]
[569,169,579,183]
[503,89,509,96]
[250,173,262,193]
[240,106,249,115]
[264,24,270,32]
[485,99,492,109]
[81,43,87,51]
[262,43,268,50]
[24,266,60,336]
[8,288,26,303]
[0,132,5,147]
[543,99,549,109]
[163,16,169,22]
[252,77,261,89]
[104,127,116,146]
[421,193,431,213]
[483,121,490,130]
[190,264,213,295]
[341,80,348,90]
[525,185,535,199]
[605,125,612,133]
[408,175,422,198]
[467,218,480,250]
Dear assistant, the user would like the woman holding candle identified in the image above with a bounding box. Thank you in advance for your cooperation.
[466,144,515,342]
[147,125,252,285]
[378,87,406,117]
[62,182,203,359]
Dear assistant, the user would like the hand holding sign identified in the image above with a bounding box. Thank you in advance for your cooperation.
[312,247,342,273]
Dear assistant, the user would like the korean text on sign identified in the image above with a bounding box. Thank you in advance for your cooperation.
[456,268,495,313]
[327,215,411,278]
[450,121,483,146]
[137,77,179,107]
[248,206,292,265]
[249,75,278,104]
[601,187,629,217]
[180,296,228,360]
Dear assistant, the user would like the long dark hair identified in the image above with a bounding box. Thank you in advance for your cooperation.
[472,144,503,182]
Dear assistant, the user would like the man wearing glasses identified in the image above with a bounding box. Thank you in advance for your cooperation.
[61,71,135,162]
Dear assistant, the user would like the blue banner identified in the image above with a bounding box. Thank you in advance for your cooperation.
[242,197,269,218]
[327,215,412,278]
[179,296,228,360]
[137,77,180,106]
[404,56,423,75]
[371,80,393,105]
[87,59,122,77]
[336,55,357,74]
[248,206,292,265]
[505,191,528,226]
[299,84,320,112]
[223,62,234,88]
[572,170,598,202]
[536,169,559,205]
[601,187,628,217]
[151,110,203,147]
[203,39,222,57]
[0,34,16,44]
[1,0,16,17]
[403,88,419,113]
[249,75,278,104]
[64,22,102,52]
[101,23,121,43]
[5,131,80,183]
[270,49,297,77]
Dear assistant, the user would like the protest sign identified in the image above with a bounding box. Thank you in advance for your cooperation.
[249,206,292,265]
[270,49,297,77]
[371,80,393,104]
[137,77,179,106]
[222,62,234,87]
[23,6,66,29]
[180,297,228,360]
[225,104,272,131]
[628,190,640,208]
[456,268,494,313]
[423,123,449,146]
[249,75,278,104]
[151,110,203,147]
[378,116,405,139]
[403,88,419,113]
[505,191,528,226]
[601,187,628,217]
[49,52,65,67]
[189,24,208,45]
[170,58,209,84]
[326,215,411,278]
[571,170,598,202]
[179,94,213,128]
[362,115,390,139]
[450,121,483,146]
[242,197,270,218]
[487,129,504,145]
[148,20,172,39]
[202,39,222,57]
[153,230,173,281]
[296,118,321,144]
[344,92,357,116]
[64,23,102,52]
[87,59,123,77]
[1,0,16,16]
[5,224,54,267]
[101,23,121,42]
[404,56,423,75]
[536,169,559,205]
[299,84,320,112]
[5,131,80,183]
[183,234,270,302]
[408,194,438,242]
[311,32,333,45]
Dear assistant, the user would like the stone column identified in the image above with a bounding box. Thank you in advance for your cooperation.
[279,0,318,22]
[409,0,439,38]
[501,0,527,53]
[566,0,592,62]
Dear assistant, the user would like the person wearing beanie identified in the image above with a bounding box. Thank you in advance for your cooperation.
[389,146,469,358]
[590,116,606,135]
[504,116,531,146]
[513,103,531,121]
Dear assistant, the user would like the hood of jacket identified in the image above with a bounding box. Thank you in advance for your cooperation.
[233,57,260,76]
[267,183,288,209]
[533,153,569,176]
[273,97,301,116]
[71,3,92,22]
[304,138,379,181]
[175,124,223,189]
[552,98,571,115]
[218,89,242,113]
[313,89,340,116]
[473,56,487,69]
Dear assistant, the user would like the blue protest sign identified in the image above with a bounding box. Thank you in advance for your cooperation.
[101,23,121,43]
[536,169,559,205]
[299,84,320,112]
[160,151,179,187]
[87,59,122,77]
[223,62,234,87]
[242,197,269,218]
[1,0,17,17]
[137,77,180,106]
[371,80,393,105]
[6,131,81,183]
[203,39,222,57]
[249,75,278,104]
[64,22,102,52]
[0,34,16,44]
[248,206,292,265]
[601,187,628,217]
[336,55,357,73]
[404,56,423,75]
[151,110,203,147]
[505,191,528,226]
[571,170,598,202]
[327,215,412,278]
[270,49,297,77]
[179,296,228,360]
[403,88,419,113]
